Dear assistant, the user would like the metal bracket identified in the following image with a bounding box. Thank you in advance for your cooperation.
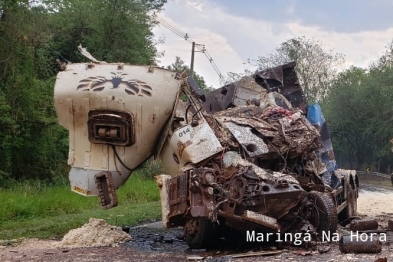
[95,171,118,209]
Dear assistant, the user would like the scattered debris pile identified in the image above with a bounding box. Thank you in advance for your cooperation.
[56,218,131,248]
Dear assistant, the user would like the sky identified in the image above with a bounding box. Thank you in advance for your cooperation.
[152,0,393,88]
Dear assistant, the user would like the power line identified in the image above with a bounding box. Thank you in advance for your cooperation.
[151,13,193,41]
[3,0,225,83]
[106,1,225,84]
[147,9,225,83]
[203,49,224,81]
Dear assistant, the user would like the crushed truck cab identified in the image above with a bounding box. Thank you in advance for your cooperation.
[54,59,358,248]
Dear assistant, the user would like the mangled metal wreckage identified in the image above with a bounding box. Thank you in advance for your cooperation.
[54,58,359,248]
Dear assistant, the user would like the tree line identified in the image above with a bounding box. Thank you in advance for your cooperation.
[0,0,166,185]
[322,54,393,173]
[0,0,392,187]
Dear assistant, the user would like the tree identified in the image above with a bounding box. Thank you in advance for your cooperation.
[376,40,393,68]
[167,56,212,93]
[321,65,393,172]
[0,0,69,183]
[256,36,344,103]
[0,0,168,184]
[42,0,166,64]
[321,67,368,169]
[223,69,254,85]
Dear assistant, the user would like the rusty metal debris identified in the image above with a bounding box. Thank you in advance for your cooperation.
[155,62,360,248]
[95,171,118,209]
[350,219,379,231]
[339,235,382,253]
[202,61,307,114]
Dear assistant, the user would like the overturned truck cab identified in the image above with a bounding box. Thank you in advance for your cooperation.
[54,59,358,249]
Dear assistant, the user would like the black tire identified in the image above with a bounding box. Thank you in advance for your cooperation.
[184,217,217,249]
[307,191,338,235]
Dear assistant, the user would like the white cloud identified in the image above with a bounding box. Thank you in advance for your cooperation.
[286,22,393,68]
[153,0,393,88]
[187,1,204,12]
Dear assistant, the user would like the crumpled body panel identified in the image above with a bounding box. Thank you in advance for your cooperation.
[158,62,335,233]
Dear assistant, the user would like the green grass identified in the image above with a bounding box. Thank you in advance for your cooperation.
[0,173,162,240]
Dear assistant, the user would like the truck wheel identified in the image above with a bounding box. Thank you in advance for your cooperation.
[184,217,217,249]
[306,191,338,235]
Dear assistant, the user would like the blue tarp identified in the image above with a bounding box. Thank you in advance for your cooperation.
[307,104,340,188]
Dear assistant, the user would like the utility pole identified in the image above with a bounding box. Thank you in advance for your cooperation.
[190,42,195,77]
[190,42,205,77]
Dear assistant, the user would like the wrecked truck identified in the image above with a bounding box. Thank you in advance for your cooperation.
[54,57,359,248]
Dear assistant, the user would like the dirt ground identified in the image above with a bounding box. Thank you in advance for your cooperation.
[2,183,393,262]
[1,234,392,262]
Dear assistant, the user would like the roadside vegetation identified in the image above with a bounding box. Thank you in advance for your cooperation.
[0,169,161,240]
